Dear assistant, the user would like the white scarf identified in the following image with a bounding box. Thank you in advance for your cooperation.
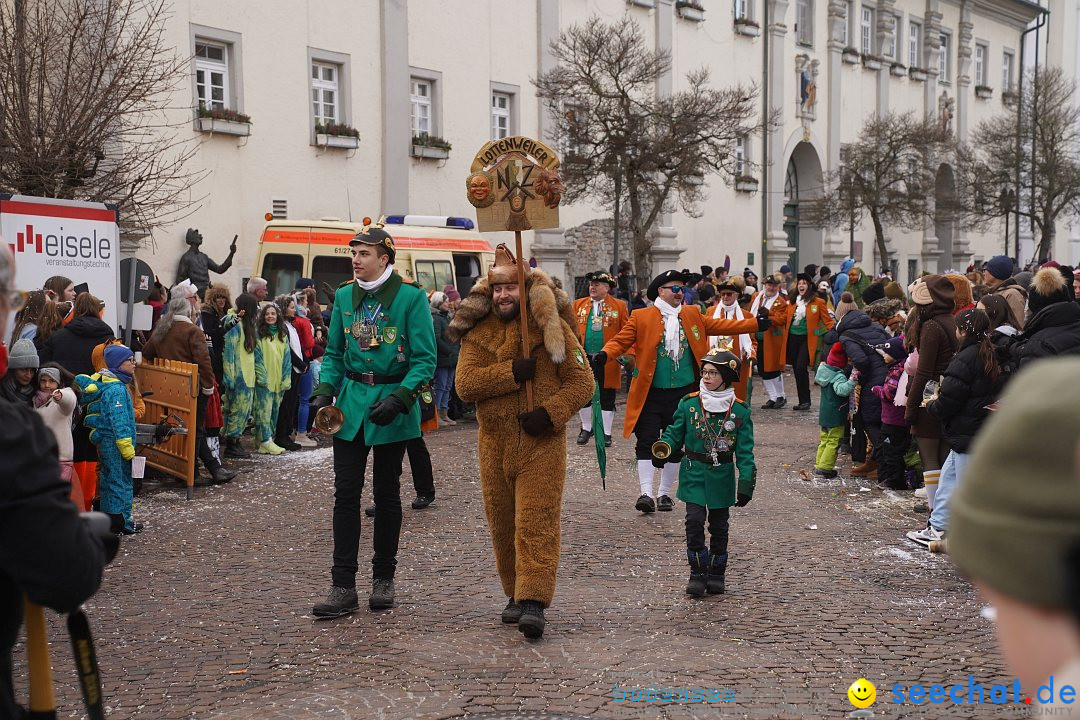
[698,383,735,414]
[793,296,807,325]
[356,264,395,292]
[652,297,683,362]
[592,300,603,317]
[284,320,302,361]
[994,324,1018,337]
[750,290,778,315]
[711,301,754,359]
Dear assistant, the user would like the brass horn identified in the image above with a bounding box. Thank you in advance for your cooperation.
[651,439,672,461]
[314,405,345,435]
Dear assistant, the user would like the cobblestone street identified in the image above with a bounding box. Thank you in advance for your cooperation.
[17,376,1009,719]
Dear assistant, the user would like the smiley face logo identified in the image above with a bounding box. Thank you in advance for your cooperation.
[847,678,876,709]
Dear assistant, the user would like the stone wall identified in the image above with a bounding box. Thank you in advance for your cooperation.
[564,218,638,297]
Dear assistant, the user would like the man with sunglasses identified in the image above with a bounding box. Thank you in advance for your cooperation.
[592,270,771,513]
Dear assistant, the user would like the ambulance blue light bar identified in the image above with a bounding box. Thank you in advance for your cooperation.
[383,215,475,230]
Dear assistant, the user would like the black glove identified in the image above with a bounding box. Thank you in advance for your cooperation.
[512,357,537,383]
[368,395,408,426]
[80,511,120,564]
[310,394,333,412]
[651,457,667,469]
[517,406,553,436]
[756,306,771,332]
[736,493,752,507]
[589,351,608,372]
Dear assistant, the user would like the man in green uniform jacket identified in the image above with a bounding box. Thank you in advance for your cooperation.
[310,225,436,617]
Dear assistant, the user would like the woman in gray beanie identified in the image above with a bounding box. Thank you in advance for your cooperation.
[0,339,38,407]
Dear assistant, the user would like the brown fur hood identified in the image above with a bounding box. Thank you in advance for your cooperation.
[446,268,577,363]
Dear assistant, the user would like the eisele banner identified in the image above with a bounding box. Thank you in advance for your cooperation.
[1,194,121,330]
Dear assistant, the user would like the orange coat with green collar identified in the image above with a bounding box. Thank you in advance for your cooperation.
[572,295,629,389]
[600,304,758,437]
[781,296,834,365]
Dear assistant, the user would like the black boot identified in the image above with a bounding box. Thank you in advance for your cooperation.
[501,598,523,624]
[706,552,727,594]
[686,549,709,598]
[225,437,250,459]
[576,428,593,445]
[517,600,546,639]
[369,578,395,610]
[312,586,359,618]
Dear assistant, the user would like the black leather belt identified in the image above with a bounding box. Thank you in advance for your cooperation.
[685,450,734,465]
[345,370,407,385]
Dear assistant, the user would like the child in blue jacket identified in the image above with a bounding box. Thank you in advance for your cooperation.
[813,342,857,478]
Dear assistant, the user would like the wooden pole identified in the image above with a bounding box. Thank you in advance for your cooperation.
[515,229,533,410]
[24,597,57,717]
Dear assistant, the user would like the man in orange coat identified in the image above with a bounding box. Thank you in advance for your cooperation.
[708,276,757,401]
[572,270,629,447]
[749,274,789,408]
[592,270,769,513]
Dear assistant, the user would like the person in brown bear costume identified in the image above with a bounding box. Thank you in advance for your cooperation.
[448,245,594,640]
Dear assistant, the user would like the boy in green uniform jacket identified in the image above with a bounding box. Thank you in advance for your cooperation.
[652,348,755,597]
[309,225,437,617]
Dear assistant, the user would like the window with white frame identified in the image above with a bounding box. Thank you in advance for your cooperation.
[411,78,432,136]
[735,136,747,176]
[1002,51,1014,91]
[939,32,951,83]
[908,20,921,67]
[975,43,987,86]
[311,61,340,125]
[195,41,228,111]
[861,6,874,55]
[734,0,749,20]
[796,0,813,45]
[491,92,511,140]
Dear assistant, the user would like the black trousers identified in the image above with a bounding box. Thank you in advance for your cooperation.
[850,412,867,463]
[879,423,910,489]
[406,435,434,497]
[195,393,221,474]
[580,387,616,411]
[633,384,695,460]
[331,431,407,587]
[786,334,811,404]
[275,370,301,443]
[685,503,730,555]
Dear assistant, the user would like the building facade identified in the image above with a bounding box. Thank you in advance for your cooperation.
[148,0,1046,295]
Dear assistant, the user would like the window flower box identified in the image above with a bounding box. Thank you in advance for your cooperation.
[842,47,860,64]
[1002,90,1019,107]
[890,62,907,77]
[411,133,452,160]
[196,107,252,137]
[315,122,360,149]
[676,1,705,21]
[861,54,883,71]
[909,67,929,82]
[734,17,760,36]
[975,85,994,99]
[735,176,759,193]
[626,0,655,7]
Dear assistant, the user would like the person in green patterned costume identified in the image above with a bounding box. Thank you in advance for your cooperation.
[253,303,292,455]
[652,348,756,598]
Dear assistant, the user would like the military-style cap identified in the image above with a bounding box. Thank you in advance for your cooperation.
[700,348,741,385]
[349,224,396,263]
[585,270,617,287]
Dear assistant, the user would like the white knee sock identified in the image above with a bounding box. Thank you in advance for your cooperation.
[637,459,655,496]
[923,470,940,510]
[602,410,614,435]
[579,407,593,432]
[765,376,784,400]
[658,461,679,497]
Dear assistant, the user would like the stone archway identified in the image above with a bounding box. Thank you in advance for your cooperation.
[935,164,957,270]
[783,141,825,273]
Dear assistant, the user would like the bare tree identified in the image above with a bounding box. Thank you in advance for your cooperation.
[954,67,1080,263]
[534,14,772,284]
[803,112,952,268]
[0,0,203,243]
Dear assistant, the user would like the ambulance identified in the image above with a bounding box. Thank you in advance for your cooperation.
[252,215,495,303]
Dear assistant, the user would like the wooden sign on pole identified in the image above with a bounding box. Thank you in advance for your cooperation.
[467,136,565,410]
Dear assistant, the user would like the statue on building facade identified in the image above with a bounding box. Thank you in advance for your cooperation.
[175,228,237,296]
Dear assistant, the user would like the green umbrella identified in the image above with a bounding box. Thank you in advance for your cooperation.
[591,382,606,488]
